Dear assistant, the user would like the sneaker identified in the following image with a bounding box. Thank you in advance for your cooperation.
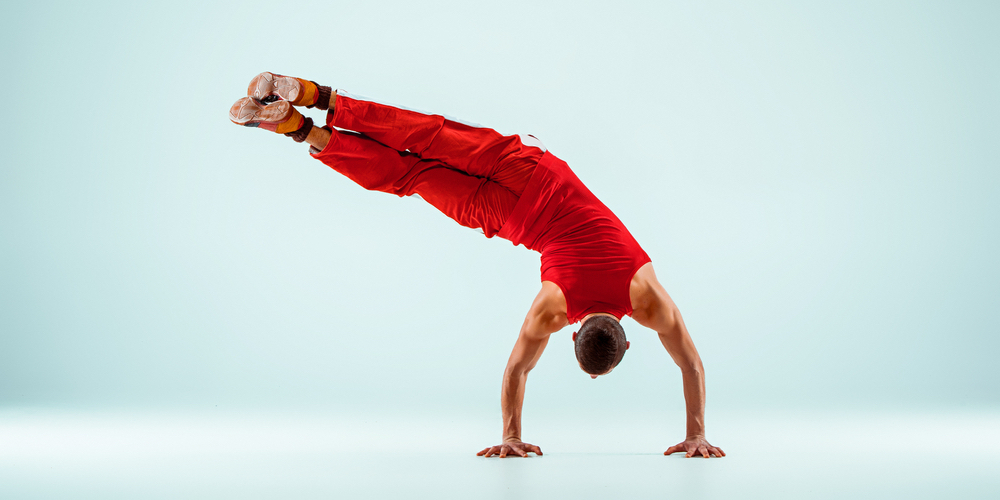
[229,97,305,134]
[247,71,318,107]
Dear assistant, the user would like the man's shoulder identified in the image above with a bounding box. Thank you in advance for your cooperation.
[526,282,569,334]
[536,281,567,313]
[628,263,663,313]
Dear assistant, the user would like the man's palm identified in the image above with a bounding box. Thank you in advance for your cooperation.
[665,437,725,458]
[477,441,543,458]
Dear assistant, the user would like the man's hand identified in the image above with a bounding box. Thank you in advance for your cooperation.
[664,437,725,458]
[477,440,543,458]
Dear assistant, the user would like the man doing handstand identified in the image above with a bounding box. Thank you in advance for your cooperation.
[230,72,725,459]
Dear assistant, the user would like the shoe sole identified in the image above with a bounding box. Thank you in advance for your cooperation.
[248,72,302,103]
[229,97,292,132]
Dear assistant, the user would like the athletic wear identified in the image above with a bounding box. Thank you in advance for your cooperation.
[497,154,650,323]
[314,91,541,236]
[229,97,306,134]
[312,91,649,323]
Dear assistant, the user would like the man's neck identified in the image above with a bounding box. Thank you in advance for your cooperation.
[581,312,618,323]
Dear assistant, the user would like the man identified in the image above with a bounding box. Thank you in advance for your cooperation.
[230,72,725,459]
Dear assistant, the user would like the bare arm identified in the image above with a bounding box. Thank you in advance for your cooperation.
[478,282,568,458]
[499,326,549,445]
[630,264,725,458]
[655,300,710,441]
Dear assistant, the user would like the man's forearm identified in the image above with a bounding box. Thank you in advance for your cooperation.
[680,365,706,438]
[500,369,527,442]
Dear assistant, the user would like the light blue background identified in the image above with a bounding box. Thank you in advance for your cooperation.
[1,1,998,497]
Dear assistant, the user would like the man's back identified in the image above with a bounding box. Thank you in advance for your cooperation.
[498,151,650,323]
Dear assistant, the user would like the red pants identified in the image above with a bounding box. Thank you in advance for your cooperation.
[311,91,546,237]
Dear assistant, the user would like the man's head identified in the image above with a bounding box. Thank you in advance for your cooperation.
[573,315,629,378]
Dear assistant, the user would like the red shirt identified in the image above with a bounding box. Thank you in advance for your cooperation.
[498,152,651,323]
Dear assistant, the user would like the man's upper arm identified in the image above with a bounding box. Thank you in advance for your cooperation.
[632,279,703,372]
[506,284,568,374]
[506,333,549,375]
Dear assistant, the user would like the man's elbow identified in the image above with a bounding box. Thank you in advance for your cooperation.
[504,362,533,379]
[677,359,704,377]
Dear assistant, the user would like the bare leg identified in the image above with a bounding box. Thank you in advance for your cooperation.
[305,126,331,151]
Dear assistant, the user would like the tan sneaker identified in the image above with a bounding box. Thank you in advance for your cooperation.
[248,72,318,106]
[229,97,305,134]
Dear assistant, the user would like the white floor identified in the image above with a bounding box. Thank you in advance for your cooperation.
[1,408,997,499]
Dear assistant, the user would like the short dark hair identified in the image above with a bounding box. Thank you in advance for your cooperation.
[574,315,627,375]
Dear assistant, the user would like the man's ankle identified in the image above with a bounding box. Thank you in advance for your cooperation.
[284,117,314,142]
[307,83,332,111]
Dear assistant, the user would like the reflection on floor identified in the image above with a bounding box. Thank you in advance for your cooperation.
[1,409,998,499]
